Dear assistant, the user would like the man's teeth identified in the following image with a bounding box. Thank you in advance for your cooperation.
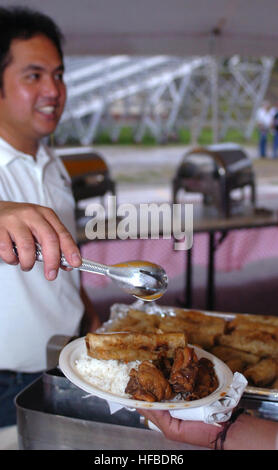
[38,106,55,114]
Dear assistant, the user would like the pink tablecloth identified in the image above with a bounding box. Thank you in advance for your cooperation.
[80,226,278,288]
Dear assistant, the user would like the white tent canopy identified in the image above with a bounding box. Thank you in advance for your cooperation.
[1,0,278,57]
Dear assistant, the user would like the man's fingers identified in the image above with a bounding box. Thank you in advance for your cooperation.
[59,230,82,267]
[9,232,36,271]
[138,409,170,432]
[138,409,219,449]
[41,207,81,267]
[17,209,60,280]
[0,202,81,280]
[39,233,61,280]
[0,229,19,265]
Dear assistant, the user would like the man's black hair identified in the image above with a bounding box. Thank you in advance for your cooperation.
[0,6,64,88]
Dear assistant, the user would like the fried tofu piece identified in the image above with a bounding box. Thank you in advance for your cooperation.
[107,310,158,331]
[271,378,278,389]
[228,318,278,340]
[211,345,260,365]
[244,358,278,387]
[181,325,223,349]
[210,345,260,374]
[218,330,278,357]
[108,309,226,349]
[225,358,246,374]
[158,316,188,332]
[234,314,278,327]
[85,332,187,361]
[173,309,226,328]
[107,310,161,334]
[157,311,225,349]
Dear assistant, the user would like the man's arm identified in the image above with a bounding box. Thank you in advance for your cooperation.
[138,409,278,450]
[0,201,82,280]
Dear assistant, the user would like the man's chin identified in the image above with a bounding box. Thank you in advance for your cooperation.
[35,123,60,139]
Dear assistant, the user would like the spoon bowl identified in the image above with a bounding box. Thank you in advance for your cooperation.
[108,260,168,301]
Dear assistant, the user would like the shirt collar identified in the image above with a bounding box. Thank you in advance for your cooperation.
[0,137,51,167]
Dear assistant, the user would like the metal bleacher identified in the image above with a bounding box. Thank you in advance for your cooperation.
[54,55,274,145]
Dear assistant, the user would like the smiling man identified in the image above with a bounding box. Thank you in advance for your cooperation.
[0,34,66,156]
[0,7,99,427]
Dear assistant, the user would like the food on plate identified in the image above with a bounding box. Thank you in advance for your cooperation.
[82,332,219,402]
[191,357,220,399]
[244,358,278,387]
[85,332,187,361]
[102,305,278,389]
[169,346,199,393]
[125,361,174,402]
[75,354,140,397]
[125,346,219,402]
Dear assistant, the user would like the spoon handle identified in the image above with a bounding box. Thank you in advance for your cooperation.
[12,242,109,276]
[75,258,108,276]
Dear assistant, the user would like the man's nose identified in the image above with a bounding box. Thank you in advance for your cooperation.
[41,76,61,97]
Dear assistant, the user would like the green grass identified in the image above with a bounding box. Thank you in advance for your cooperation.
[94,128,158,145]
[56,125,261,147]
[96,126,260,146]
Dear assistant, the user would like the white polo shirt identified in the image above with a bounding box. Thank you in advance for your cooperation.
[0,137,84,372]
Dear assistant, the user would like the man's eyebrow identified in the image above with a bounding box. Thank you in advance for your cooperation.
[21,64,64,73]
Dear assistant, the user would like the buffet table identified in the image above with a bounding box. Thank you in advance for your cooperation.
[185,201,278,310]
[78,197,278,312]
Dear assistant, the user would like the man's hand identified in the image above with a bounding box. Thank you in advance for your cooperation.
[138,409,278,450]
[0,201,82,280]
[138,409,218,449]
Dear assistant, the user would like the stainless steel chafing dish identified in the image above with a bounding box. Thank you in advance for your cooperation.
[173,143,256,217]
[15,369,196,450]
[60,151,116,221]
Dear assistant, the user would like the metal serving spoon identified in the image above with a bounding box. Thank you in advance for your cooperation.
[13,242,168,301]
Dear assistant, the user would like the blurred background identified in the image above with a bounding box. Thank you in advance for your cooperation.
[2,0,278,318]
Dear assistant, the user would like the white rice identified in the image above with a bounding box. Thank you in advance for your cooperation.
[75,353,140,397]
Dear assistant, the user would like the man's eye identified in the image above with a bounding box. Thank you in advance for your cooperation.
[26,73,40,81]
[54,73,64,81]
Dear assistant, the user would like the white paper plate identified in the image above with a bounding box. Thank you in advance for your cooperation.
[59,337,233,410]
